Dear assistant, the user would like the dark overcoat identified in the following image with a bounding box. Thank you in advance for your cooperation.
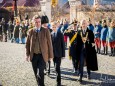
[79,28,98,71]
[51,32,65,58]
[64,30,83,58]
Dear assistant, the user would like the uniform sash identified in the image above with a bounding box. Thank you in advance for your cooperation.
[69,32,78,60]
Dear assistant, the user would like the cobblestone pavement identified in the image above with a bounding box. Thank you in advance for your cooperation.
[0,42,115,86]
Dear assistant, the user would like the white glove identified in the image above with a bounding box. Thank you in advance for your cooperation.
[92,43,95,47]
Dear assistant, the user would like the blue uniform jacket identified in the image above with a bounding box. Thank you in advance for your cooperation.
[100,26,108,41]
[107,27,115,42]
[88,24,94,32]
[94,24,102,38]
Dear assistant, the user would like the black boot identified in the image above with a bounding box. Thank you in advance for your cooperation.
[97,48,99,54]
[113,48,115,56]
[105,46,108,55]
[102,47,105,55]
[48,61,51,75]
[96,48,98,53]
[78,76,83,83]
[109,48,113,56]
[98,48,100,54]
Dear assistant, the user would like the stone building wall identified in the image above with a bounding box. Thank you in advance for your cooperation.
[77,11,115,23]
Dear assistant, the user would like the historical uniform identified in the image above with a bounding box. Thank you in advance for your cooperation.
[64,23,82,73]
[106,19,115,56]
[94,21,102,54]
[88,23,94,32]
[100,20,108,55]
[61,20,69,49]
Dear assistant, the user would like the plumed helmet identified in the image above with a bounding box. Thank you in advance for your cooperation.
[71,20,77,25]
[41,15,49,24]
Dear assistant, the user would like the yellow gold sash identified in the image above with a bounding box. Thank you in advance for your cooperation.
[69,32,78,60]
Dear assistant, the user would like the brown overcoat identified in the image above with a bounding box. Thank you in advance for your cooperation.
[25,27,54,62]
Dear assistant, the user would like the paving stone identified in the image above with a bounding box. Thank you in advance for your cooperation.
[0,42,115,86]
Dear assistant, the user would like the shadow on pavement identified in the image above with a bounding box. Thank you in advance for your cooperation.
[49,67,115,86]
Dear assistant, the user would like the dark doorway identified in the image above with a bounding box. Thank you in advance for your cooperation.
[0,8,12,22]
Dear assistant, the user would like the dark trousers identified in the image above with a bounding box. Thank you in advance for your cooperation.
[72,56,79,71]
[48,60,51,74]
[79,46,90,79]
[53,57,61,85]
[32,54,46,86]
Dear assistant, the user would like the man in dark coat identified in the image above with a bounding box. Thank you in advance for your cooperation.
[41,15,52,75]
[78,20,98,83]
[64,21,83,73]
[8,21,14,40]
[13,22,20,43]
[1,18,8,42]
[51,22,65,86]
[0,22,3,41]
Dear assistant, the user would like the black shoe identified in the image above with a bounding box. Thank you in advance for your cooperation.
[98,48,100,54]
[78,77,82,83]
[113,48,115,56]
[57,83,61,86]
[87,75,91,80]
[110,48,113,56]
[109,54,112,56]
[75,70,79,76]
[38,84,45,86]
[105,46,108,55]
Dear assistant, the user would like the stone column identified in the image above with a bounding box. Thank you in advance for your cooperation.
[68,0,81,23]
[40,0,51,23]
[76,0,81,21]
[68,0,77,23]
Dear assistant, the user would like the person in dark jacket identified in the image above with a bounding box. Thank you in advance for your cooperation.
[13,21,20,43]
[51,22,65,86]
[19,22,26,44]
[0,22,3,41]
[64,21,82,73]
[88,20,94,32]
[25,20,29,37]
[41,15,52,75]
[8,21,14,40]
[1,18,8,42]
[78,20,98,83]
[61,20,69,49]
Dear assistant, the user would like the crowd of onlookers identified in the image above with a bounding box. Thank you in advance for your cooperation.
[0,17,115,56]
[0,18,34,43]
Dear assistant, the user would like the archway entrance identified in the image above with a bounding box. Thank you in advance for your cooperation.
[0,8,12,22]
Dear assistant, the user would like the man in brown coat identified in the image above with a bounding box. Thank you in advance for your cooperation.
[25,15,53,86]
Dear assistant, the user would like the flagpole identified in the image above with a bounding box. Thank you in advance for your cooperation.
[13,0,18,17]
